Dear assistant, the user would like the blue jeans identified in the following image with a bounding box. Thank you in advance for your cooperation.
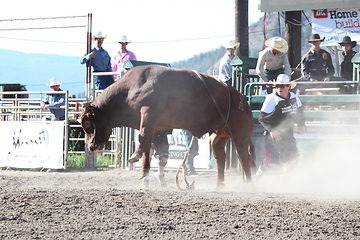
[263,68,285,93]
[224,79,232,85]
[183,130,198,174]
[95,75,114,90]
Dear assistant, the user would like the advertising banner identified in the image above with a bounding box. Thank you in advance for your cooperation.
[0,121,64,169]
[312,8,360,46]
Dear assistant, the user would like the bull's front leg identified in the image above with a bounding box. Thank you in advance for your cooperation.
[140,150,151,179]
[138,134,153,179]
[136,106,157,179]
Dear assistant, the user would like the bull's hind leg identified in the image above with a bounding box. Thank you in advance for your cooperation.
[129,142,142,163]
[232,132,254,182]
[128,144,142,163]
[210,130,230,189]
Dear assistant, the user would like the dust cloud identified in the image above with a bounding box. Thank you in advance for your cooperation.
[221,134,360,198]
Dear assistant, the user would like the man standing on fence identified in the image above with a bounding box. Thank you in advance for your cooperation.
[301,33,335,82]
[112,35,137,79]
[80,31,114,90]
[218,40,240,85]
[41,78,65,121]
[256,37,291,95]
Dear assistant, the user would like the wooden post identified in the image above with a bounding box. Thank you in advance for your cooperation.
[285,11,302,80]
[233,0,249,170]
[235,0,249,95]
[235,0,249,58]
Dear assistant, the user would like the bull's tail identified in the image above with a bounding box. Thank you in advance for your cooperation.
[249,140,257,172]
[238,140,257,181]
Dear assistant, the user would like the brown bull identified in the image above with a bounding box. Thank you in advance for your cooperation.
[81,65,256,188]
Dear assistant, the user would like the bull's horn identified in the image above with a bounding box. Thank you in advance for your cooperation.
[82,103,96,114]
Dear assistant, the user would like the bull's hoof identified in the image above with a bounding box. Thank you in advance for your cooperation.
[186,181,195,191]
[139,168,150,179]
[215,182,226,191]
[128,153,141,163]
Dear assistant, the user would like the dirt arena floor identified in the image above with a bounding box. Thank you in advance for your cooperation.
[1,157,359,240]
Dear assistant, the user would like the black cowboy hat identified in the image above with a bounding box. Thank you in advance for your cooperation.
[338,36,357,48]
[308,33,325,43]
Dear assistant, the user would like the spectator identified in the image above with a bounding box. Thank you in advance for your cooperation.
[80,31,113,90]
[219,40,240,85]
[41,78,65,121]
[338,36,357,81]
[140,130,172,189]
[301,33,335,82]
[256,37,291,95]
[112,35,137,79]
[182,130,198,176]
[255,74,305,177]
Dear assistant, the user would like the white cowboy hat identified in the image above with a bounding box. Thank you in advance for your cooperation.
[92,31,107,41]
[273,74,296,89]
[46,77,62,87]
[118,35,131,43]
[265,37,288,53]
[226,40,240,49]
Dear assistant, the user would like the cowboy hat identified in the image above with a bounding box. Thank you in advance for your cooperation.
[338,36,357,48]
[226,40,240,49]
[272,74,296,89]
[118,35,131,43]
[92,31,107,41]
[265,37,288,53]
[46,78,62,87]
[308,33,325,43]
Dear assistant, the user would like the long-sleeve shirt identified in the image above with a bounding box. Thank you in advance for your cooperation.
[41,89,65,120]
[340,50,357,80]
[218,53,234,82]
[256,48,291,82]
[80,46,112,72]
[259,92,305,138]
[301,48,335,81]
[112,50,137,74]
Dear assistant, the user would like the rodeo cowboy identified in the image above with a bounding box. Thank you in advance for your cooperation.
[301,33,335,82]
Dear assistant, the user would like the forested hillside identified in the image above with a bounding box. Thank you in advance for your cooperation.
[172,11,312,75]
[172,47,225,75]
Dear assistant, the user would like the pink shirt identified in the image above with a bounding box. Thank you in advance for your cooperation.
[112,50,137,74]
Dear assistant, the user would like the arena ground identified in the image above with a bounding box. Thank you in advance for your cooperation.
[0,162,359,239]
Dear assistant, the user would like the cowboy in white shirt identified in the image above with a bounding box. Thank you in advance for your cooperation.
[256,37,291,95]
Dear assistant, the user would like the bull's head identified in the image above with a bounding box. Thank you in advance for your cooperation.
[81,103,112,152]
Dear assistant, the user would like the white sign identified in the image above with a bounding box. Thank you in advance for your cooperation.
[0,121,64,169]
[312,8,360,46]
[134,129,213,170]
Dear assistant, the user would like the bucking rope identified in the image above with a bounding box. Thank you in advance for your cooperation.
[175,135,195,190]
